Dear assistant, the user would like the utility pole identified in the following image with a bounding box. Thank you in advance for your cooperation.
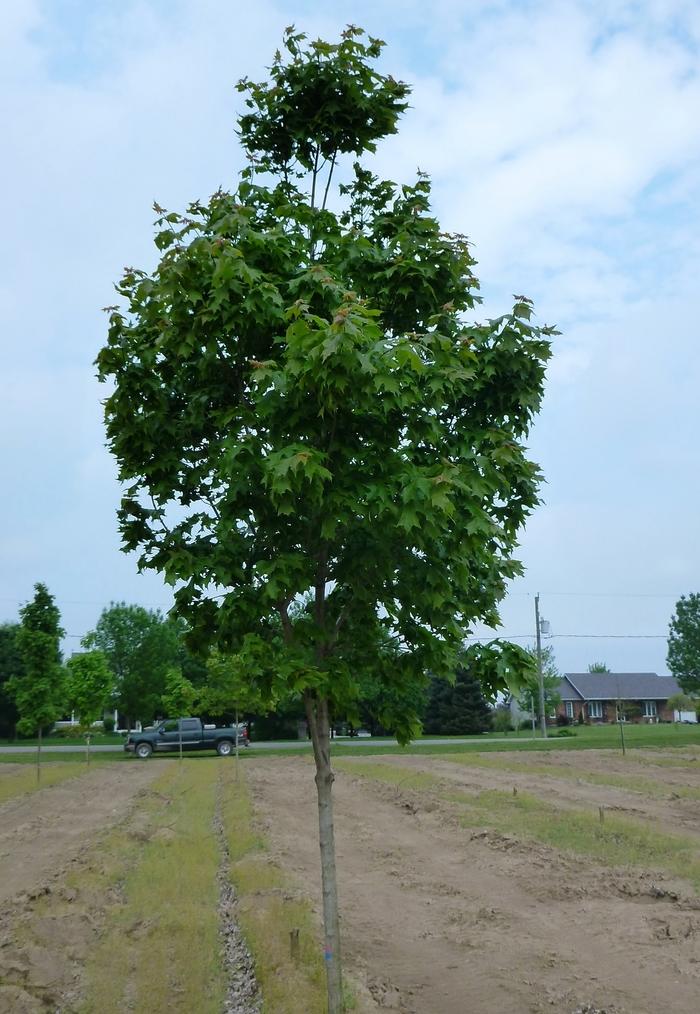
[535,593,547,738]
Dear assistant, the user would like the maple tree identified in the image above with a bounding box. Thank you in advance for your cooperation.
[97,27,552,1010]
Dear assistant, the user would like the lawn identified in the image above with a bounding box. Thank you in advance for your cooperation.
[2,721,700,762]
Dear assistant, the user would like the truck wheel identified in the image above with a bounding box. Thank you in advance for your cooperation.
[136,742,152,759]
[217,740,233,756]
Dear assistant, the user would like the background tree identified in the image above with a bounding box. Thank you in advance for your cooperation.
[492,704,514,734]
[161,667,198,764]
[97,27,551,1011]
[8,584,65,780]
[667,593,700,693]
[161,667,198,717]
[588,661,610,673]
[84,603,181,728]
[66,649,115,764]
[423,664,492,735]
[667,691,697,718]
[515,644,561,724]
[0,623,22,739]
[355,668,429,736]
[250,689,306,740]
[202,647,268,773]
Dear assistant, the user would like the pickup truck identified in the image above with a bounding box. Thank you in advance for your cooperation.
[124,718,249,759]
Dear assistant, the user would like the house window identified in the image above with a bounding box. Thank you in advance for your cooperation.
[642,700,657,718]
[588,701,603,719]
[565,701,575,719]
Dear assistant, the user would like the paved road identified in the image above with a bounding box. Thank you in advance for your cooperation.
[0,736,524,755]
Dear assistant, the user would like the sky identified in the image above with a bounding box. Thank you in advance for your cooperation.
[2,0,699,675]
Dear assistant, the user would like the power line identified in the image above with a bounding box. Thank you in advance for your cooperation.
[465,633,668,641]
[552,633,667,639]
[508,591,679,599]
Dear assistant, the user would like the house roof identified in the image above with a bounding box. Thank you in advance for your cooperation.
[557,673,682,702]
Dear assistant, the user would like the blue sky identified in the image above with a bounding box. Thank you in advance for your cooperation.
[2,0,699,674]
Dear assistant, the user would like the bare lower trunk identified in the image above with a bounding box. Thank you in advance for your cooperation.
[305,694,343,1013]
[235,707,240,782]
[37,726,42,785]
[86,733,91,767]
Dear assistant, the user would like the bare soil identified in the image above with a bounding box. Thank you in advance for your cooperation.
[3,751,700,1014]
[247,751,700,1014]
[0,764,159,905]
[0,764,160,1013]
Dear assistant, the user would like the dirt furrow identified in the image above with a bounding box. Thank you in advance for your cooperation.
[247,756,700,1014]
[0,764,159,905]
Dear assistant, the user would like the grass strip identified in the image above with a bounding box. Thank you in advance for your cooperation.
[439,752,700,800]
[220,764,329,1014]
[0,761,89,803]
[338,760,700,892]
[0,752,131,764]
[80,761,225,1014]
[0,735,125,747]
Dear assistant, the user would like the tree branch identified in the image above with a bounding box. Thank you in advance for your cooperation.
[277,599,293,645]
[321,150,337,213]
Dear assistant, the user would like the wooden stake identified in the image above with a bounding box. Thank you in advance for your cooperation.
[290,927,300,962]
[599,806,605,824]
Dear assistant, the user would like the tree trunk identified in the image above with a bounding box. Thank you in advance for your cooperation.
[235,706,240,782]
[305,694,343,1013]
[37,725,42,785]
[86,732,91,767]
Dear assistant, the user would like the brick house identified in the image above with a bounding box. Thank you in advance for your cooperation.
[554,672,683,724]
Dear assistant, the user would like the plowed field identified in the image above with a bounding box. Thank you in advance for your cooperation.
[248,748,700,1013]
[3,747,700,1013]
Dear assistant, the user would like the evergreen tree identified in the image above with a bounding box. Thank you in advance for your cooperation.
[0,623,22,738]
[8,583,65,780]
[668,593,700,693]
[424,665,492,735]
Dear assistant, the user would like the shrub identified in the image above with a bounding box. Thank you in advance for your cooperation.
[54,724,81,738]
[553,727,576,737]
[102,715,115,733]
[492,707,513,734]
[556,713,570,727]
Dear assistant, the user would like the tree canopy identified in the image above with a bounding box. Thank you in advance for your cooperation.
[9,584,65,737]
[66,650,114,728]
[0,623,22,738]
[83,603,181,726]
[423,664,492,735]
[667,593,700,693]
[97,28,552,728]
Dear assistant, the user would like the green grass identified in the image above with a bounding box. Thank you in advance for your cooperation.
[0,752,131,764]
[283,723,700,757]
[451,788,700,890]
[338,759,700,892]
[0,733,125,747]
[439,752,700,800]
[2,722,698,765]
[80,762,226,1014]
[220,766,328,1014]
[0,761,90,803]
